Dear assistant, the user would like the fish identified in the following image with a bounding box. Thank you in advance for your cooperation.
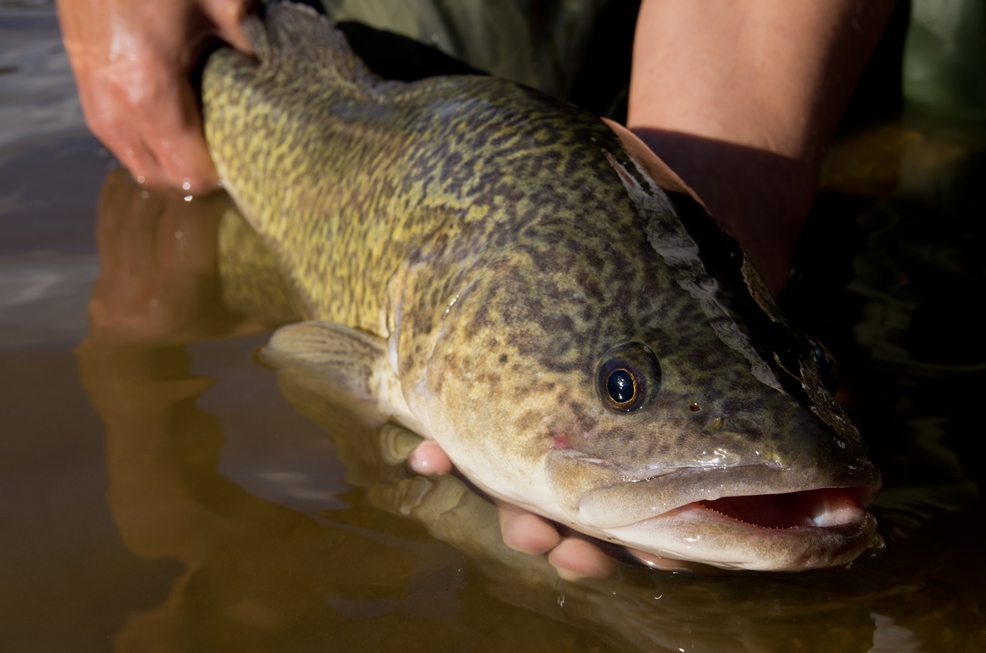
[202,2,881,571]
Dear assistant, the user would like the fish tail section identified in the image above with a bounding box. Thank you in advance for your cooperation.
[204,1,382,269]
[247,2,377,88]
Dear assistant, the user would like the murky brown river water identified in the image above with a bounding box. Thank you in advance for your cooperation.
[2,3,985,652]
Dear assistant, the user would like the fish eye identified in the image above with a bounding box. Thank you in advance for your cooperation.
[606,368,637,406]
[597,343,661,412]
[809,338,839,394]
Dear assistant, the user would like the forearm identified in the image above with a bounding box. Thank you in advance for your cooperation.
[627,0,897,292]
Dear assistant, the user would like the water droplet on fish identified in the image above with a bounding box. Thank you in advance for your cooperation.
[183,195,193,202]
[136,175,145,184]
[182,180,191,191]
[139,191,150,199]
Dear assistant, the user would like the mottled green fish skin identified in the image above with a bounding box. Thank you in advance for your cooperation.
[202,4,879,570]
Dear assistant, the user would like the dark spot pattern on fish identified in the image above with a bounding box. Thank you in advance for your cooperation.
[203,4,880,571]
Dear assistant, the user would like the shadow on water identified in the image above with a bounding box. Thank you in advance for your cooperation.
[2,3,986,652]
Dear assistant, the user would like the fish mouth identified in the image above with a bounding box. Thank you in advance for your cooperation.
[674,485,869,530]
[627,486,880,571]
[572,461,881,571]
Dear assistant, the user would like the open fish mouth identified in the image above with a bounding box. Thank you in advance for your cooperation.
[573,462,881,571]
[619,487,880,571]
[684,486,869,530]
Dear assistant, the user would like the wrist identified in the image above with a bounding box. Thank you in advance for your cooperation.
[630,126,818,295]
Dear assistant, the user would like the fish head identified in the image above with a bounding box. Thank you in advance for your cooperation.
[405,120,880,572]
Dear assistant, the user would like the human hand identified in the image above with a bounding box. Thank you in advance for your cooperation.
[409,441,624,580]
[57,0,256,193]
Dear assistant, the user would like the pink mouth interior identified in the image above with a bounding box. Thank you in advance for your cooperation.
[694,487,867,530]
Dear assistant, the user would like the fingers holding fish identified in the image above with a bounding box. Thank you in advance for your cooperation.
[57,0,257,193]
[497,499,616,580]
[409,442,563,560]
[548,538,618,581]
[494,500,619,580]
[410,440,616,579]
[408,440,454,475]
[495,499,562,555]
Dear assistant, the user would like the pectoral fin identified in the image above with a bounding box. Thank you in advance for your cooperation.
[263,320,424,433]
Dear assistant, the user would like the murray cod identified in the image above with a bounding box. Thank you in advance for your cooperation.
[202,3,880,571]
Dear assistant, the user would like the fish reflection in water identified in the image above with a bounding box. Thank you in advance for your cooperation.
[74,133,986,649]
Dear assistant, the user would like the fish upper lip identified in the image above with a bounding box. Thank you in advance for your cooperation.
[576,459,881,530]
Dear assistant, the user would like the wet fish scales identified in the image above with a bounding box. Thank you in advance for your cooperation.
[203,3,880,571]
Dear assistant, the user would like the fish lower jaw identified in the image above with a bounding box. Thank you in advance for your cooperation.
[604,487,879,571]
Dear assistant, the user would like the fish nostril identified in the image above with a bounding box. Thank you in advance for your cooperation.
[689,403,701,412]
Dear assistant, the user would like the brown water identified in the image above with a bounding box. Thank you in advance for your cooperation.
[2,4,985,652]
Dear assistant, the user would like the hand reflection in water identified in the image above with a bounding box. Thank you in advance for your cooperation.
[87,168,269,346]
